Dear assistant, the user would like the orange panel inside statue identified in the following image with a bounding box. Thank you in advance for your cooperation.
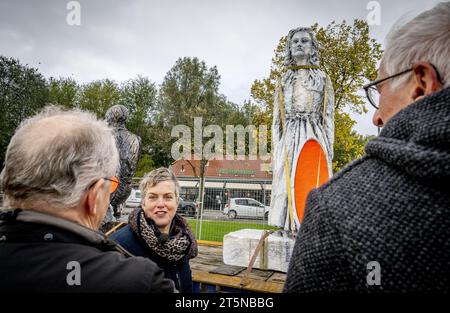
[294,140,329,223]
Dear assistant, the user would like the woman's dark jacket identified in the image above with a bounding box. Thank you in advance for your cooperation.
[110,210,196,293]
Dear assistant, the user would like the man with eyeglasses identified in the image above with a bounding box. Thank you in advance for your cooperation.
[285,2,449,293]
[0,106,174,293]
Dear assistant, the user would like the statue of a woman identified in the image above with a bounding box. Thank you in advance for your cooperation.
[269,27,334,233]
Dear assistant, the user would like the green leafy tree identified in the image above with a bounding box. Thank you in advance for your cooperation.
[78,79,121,118]
[135,154,156,178]
[157,57,244,163]
[250,20,382,171]
[312,20,382,113]
[333,112,371,172]
[0,56,49,167]
[47,77,79,109]
[120,76,157,137]
[157,57,245,217]
[158,57,233,127]
[119,76,158,169]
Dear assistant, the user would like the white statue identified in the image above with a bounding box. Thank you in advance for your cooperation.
[269,27,335,233]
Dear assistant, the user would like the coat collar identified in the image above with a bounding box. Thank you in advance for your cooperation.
[365,86,450,181]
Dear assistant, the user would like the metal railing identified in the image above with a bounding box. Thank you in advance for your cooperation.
[121,177,278,243]
[177,177,276,242]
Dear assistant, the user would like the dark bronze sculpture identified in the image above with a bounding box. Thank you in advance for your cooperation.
[102,105,141,230]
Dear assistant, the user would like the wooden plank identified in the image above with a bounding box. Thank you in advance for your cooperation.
[209,264,245,276]
[190,242,287,292]
[190,264,219,273]
[193,252,220,260]
[236,268,274,281]
[192,271,284,293]
[198,244,223,253]
[197,240,223,246]
[267,272,287,284]
[192,255,223,267]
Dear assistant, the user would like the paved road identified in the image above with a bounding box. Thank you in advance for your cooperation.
[187,209,269,224]
[119,206,268,224]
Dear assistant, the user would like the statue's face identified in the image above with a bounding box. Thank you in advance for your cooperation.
[290,31,313,62]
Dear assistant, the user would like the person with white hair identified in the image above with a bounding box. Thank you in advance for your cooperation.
[285,2,450,292]
[0,106,174,293]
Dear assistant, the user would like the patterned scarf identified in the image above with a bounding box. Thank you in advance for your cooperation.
[128,208,198,262]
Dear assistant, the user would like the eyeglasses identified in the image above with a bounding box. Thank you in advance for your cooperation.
[87,176,119,193]
[104,176,119,193]
[363,68,413,110]
[363,63,443,110]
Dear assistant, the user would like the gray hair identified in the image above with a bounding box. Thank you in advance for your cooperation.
[284,27,321,66]
[0,105,119,209]
[382,2,450,89]
[140,167,180,200]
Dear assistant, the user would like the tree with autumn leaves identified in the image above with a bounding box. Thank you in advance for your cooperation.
[250,19,382,172]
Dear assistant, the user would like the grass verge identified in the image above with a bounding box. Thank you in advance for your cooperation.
[186,218,278,242]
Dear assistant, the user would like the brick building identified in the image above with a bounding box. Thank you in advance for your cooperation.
[170,156,273,210]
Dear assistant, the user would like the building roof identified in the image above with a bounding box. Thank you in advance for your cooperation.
[171,155,272,180]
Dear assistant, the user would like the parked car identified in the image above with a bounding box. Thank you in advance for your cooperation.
[125,189,142,208]
[177,198,198,217]
[223,198,269,220]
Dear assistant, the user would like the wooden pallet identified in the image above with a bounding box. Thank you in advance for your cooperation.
[191,242,286,293]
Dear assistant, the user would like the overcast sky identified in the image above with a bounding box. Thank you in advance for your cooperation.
[0,0,442,135]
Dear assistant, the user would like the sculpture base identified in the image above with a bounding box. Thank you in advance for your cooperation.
[223,229,295,273]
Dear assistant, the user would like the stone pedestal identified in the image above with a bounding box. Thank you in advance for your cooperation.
[223,229,295,273]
